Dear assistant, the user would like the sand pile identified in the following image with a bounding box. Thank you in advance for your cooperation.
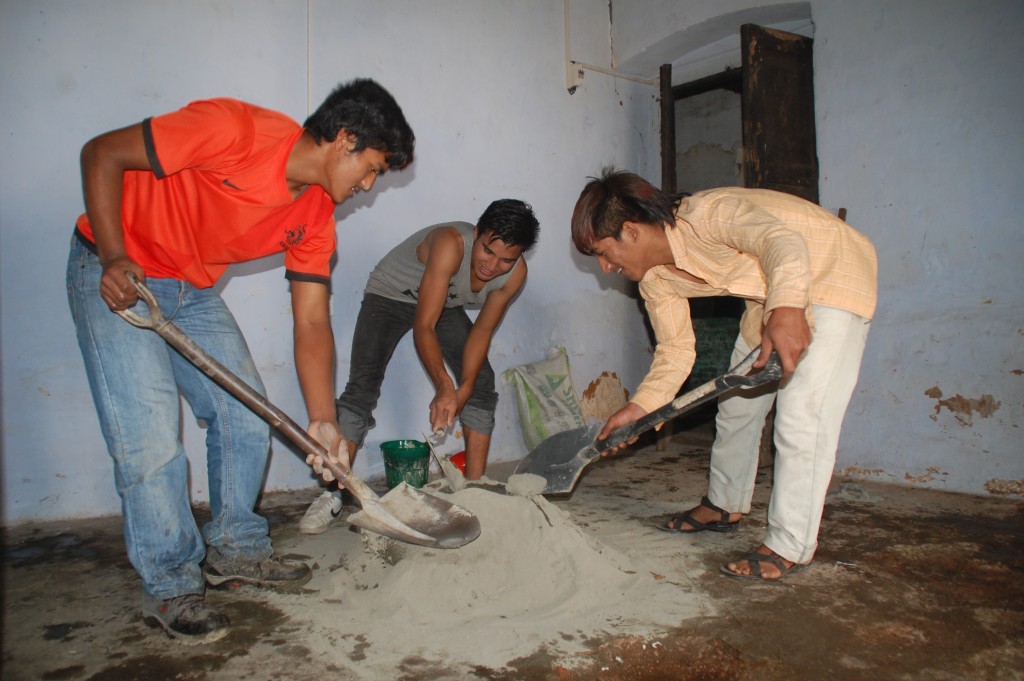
[277,485,653,671]
[347,487,635,622]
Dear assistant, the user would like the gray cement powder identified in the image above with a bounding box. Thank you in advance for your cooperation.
[504,472,547,496]
[270,486,708,675]
[342,487,634,620]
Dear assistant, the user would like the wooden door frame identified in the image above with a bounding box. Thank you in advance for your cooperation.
[659,25,817,201]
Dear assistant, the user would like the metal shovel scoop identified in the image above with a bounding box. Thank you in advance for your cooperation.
[115,275,480,549]
[513,347,783,495]
[424,429,467,492]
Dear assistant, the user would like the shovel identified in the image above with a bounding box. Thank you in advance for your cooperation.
[424,429,467,492]
[115,274,480,549]
[513,347,783,495]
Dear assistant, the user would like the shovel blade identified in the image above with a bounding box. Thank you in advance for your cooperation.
[347,482,481,549]
[513,350,784,496]
[424,431,466,492]
[513,424,603,495]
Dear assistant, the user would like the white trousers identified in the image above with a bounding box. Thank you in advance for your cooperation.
[707,305,871,564]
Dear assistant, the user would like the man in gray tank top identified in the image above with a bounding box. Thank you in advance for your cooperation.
[299,199,540,534]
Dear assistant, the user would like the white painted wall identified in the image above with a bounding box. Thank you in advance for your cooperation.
[3,0,1021,524]
[0,0,655,522]
[811,0,1024,494]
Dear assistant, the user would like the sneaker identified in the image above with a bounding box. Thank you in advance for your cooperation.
[141,593,229,644]
[298,489,344,534]
[203,554,312,590]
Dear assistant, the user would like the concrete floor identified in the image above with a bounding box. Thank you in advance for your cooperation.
[3,418,1022,680]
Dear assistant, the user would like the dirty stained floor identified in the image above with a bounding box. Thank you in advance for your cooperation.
[3,417,1023,681]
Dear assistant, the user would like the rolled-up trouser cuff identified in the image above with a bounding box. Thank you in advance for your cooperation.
[460,403,495,436]
[336,405,371,448]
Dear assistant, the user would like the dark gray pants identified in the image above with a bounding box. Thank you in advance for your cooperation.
[336,293,497,446]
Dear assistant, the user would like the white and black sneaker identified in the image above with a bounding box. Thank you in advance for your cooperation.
[298,489,344,534]
[141,592,229,644]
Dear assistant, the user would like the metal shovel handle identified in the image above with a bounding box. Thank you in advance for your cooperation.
[114,274,380,503]
[596,347,782,452]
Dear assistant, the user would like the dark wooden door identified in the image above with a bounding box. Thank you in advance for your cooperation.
[741,23,818,202]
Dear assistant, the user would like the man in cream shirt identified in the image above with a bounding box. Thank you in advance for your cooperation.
[570,168,877,581]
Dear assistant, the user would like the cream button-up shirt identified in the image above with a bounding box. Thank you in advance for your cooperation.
[631,187,878,413]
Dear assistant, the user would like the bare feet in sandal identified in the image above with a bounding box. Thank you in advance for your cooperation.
[721,545,804,580]
[658,495,743,533]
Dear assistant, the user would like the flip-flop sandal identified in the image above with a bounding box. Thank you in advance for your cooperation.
[655,495,740,533]
[720,550,805,581]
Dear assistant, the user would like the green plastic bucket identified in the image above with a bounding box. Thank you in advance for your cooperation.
[380,439,430,489]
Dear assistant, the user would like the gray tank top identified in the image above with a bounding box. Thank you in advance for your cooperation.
[364,222,519,307]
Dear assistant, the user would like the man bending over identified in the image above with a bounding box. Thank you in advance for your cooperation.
[300,199,539,533]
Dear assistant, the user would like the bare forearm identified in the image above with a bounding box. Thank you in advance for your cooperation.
[80,125,149,264]
[457,326,493,395]
[413,326,455,392]
[295,320,337,423]
[82,160,126,261]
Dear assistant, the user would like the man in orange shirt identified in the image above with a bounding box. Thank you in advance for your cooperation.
[571,168,877,582]
[67,79,414,641]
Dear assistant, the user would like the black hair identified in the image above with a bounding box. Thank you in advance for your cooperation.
[570,167,680,255]
[476,199,540,253]
[303,78,415,169]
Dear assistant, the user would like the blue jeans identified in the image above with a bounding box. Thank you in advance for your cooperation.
[66,236,272,600]
[336,293,498,446]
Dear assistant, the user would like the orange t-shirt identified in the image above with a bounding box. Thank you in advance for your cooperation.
[75,98,337,288]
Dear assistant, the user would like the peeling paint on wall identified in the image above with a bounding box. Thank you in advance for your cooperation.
[904,466,947,484]
[839,466,884,478]
[923,387,1000,427]
[984,479,1023,496]
[580,371,629,422]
